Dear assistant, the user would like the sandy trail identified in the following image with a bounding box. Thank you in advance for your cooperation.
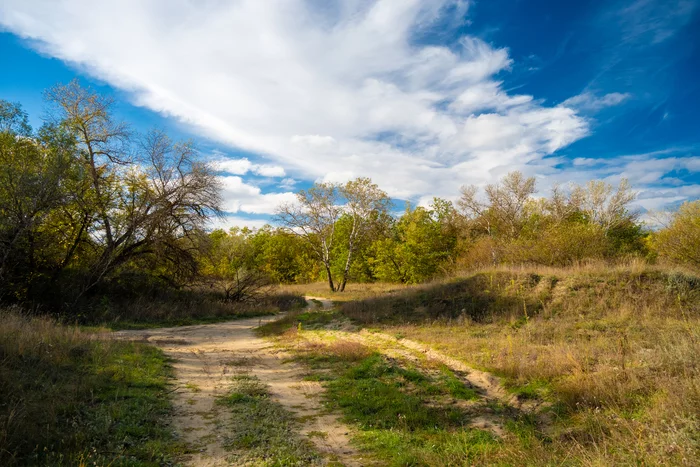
[114,297,362,467]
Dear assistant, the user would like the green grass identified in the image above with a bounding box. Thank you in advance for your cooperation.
[338,266,700,465]
[217,374,320,466]
[288,343,501,466]
[0,312,183,466]
[438,366,480,400]
[505,378,551,401]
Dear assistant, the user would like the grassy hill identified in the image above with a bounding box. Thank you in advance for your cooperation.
[332,265,700,465]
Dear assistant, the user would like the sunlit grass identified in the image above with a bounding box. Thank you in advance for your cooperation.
[339,266,700,465]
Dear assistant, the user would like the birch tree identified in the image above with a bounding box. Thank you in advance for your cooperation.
[276,183,342,291]
[337,178,390,291]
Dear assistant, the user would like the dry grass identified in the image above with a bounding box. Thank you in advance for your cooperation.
[340,265,700,465]
[279,281,410,303]
[90,288,306,329]
[295,339,373,362]
[0,309,180,465]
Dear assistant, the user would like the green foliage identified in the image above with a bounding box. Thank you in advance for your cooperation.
[0,87,674,310]
[654,200,700,270]
[0,85,221,313]
[369,203,457,284]
[249,226,319,283]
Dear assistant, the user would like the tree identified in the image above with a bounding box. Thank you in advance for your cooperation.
[276,183,342,291]
[369,202,456,284]
[0,102,76,301]
[46,81,221,298]
[654,200,700,270]
[572,179,637,234]
[0,100,32,136]
[249,226,318,283]
[276,178,390,291]
[458,171,536,264]
[458,171,536,239]
[336,178,390,291]
[198,229,270,302]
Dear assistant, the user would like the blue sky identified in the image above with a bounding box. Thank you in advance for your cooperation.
[1,0,698,228]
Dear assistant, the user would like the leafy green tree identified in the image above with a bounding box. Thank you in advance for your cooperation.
[249,226,318,283]
[654,200,700,270]
[0,102,77,301]
[198,228,270,301]
[369,202,457,284]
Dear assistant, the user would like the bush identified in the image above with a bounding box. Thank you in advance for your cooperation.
[655,200,700,270]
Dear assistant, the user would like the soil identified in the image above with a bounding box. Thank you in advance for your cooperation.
[114,297,363,467]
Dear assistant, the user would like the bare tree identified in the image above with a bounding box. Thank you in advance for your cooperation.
[572,179,637,234]
[458,171,536,238]
[546,183,583,223]
[276,183,342,291]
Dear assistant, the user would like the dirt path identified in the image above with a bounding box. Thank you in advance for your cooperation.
[114,299,362,467]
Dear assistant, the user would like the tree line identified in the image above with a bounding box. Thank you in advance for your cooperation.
[1,82,698,312]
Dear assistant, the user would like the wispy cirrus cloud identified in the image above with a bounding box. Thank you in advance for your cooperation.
[562,91,631,112]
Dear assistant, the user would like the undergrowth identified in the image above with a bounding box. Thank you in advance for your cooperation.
[92,289,307,330]
[0,310,182,466]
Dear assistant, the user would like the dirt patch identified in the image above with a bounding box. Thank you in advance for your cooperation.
[114,304,363,466]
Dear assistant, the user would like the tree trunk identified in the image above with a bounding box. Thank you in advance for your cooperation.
[339,246,353,292]
[325,264,335,292]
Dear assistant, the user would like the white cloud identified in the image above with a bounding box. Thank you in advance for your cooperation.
[562,91,631,112]
[212,156,286,177]
[253,164,286,177]
[206,215,270,231]
[1,0,694,215]
[212,157,253,175]
[279,178,298,190]
[219,176,296,215]
[0,0,596,204]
